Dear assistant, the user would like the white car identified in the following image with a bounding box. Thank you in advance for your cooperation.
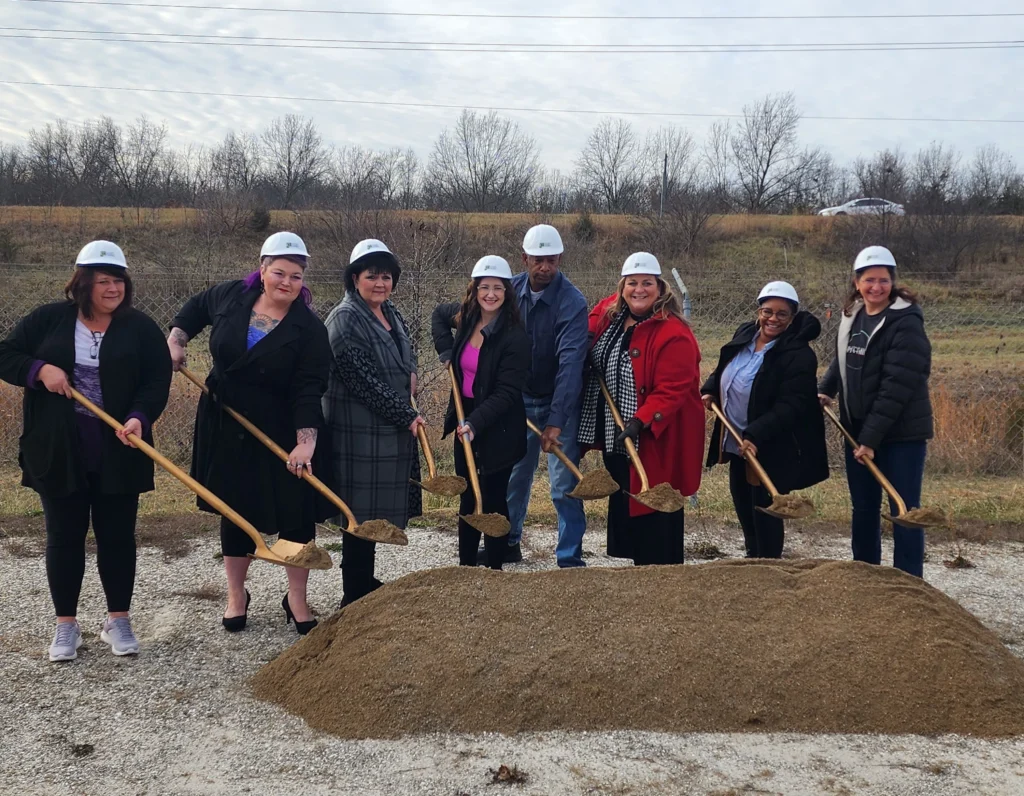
[818,198,905,217]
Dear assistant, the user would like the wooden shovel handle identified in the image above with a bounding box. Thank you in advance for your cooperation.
[525,418,584,480]
[178,367,359,530]
[69,387,271,555]
[595,373,650,492]
[410,395,437,480]
[448,364,484,513]
[709,401,781,498]
[822,405,909,516]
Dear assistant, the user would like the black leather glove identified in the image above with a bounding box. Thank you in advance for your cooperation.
[615,417,643,446]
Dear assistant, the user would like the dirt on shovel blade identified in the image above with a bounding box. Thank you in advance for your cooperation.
[898,507,949,526]
[355,519,409,546]
[419,475,467,497]
[632,482,686,513]
[463,513,510,538]
[283,542,333,570]
[252,560,1024,739]
[770,494,816,518]
[568,469,620,500]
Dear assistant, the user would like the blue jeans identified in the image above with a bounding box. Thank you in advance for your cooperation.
[506,396,587,567]
[845,440,928,577]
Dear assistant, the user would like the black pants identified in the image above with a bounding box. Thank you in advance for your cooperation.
[220,516,314,558]
[454,438,512,570]
[39,476,140,616]
[605,453,684,566]
[727,453,784,558]
[341,532,383,606]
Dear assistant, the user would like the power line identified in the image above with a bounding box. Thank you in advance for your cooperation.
[4,33,1023,53]
[14,0,1024,20]
[3,26,1021,51]
[3,79,1022,124]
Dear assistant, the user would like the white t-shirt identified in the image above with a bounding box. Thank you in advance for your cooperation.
[74,319,104,367]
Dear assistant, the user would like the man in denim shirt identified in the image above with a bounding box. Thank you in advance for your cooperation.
[504,224,589,566]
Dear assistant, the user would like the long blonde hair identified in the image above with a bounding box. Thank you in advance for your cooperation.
[604,276,687,323]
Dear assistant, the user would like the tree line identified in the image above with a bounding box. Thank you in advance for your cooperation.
[0,92,1021,217]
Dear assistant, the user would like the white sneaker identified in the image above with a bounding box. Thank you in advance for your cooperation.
[100,617,139,656]
[48,621,83,662]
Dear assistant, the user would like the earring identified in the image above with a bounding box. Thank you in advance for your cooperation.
[259,279,265,294]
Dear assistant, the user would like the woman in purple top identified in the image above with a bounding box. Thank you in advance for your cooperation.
[430,256,530,569]
[0,241,171,662]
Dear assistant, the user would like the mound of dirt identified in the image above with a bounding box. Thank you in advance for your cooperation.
[251,560,1024,739]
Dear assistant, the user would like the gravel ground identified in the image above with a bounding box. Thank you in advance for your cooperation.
[2,517,1024,796]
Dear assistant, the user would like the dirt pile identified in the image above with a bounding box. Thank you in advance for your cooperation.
[567,468,619,500]
[252,560,1024,739]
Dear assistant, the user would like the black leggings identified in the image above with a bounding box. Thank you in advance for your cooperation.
[39,477,140,616]
[727,453,784,558]
[220,516,315,558]
[454,439,513,570]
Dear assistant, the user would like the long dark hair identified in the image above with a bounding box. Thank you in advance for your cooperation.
[454,277,521,331]
[64,265,133,319]
[843,266,918,315]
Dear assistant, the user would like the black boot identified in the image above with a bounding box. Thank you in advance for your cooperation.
[504,542,523,563]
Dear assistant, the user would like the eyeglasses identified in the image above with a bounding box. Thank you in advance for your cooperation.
[758,308,792,321]
[477,285,506,294]
[89,331,103,359]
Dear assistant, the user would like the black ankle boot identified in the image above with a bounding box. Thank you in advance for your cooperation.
[282,593,318,636]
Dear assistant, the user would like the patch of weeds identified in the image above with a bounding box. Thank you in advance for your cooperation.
[4,539,43,558]
[926,762,952,775]
[943,554,975,569]
[489,764,528,785]
[22,508,44,518]
[212,551,224,561]
[320,542,343,553]
[687,540,728,560]
[174,583,222,602]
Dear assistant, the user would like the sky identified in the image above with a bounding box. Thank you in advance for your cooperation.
[1,0,1022,173]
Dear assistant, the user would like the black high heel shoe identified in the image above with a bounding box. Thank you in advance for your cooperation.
[222,590,251,632]
[282,593,318,636]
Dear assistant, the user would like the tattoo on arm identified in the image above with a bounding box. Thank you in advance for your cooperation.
[169,328,190,346]
[250,311,281,334]
[297,428,318,445]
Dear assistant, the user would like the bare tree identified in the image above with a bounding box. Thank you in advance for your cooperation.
[642,126,696,205]
[425,110,540,212]
[574,118,646,213]
[376,147,421,209]
[332,145,382,209]
[260,114,330,208]
[702,121,735,211]
[731,92,812,213]
[210,131,262,194]
[968,145,1018,212]
[909,142,962,211]
[852,148,909,202]
[107,115,168,214]
[0,142,28,204]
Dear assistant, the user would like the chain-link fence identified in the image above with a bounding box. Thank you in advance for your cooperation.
[1,259,1022,482]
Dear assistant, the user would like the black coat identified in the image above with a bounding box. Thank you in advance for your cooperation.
[701,311,829,494]
[0,301,171,498]
[818,298,933,450]
[170,281,334,534]
[431,302,530,475]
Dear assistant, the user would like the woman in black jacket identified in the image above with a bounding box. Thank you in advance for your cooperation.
[701,281,828,558]
[818,246,933,577]
[0,241,171,661]
[431,255,530,569]
[167,232,332,634]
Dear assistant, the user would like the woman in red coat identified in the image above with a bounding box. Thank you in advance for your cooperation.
[578,253,704,565]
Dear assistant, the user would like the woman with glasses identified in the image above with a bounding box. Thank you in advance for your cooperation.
[818,247,933,577]
[431,256,530,569]
[324,239,423,605]
[701,281,828,558]
[0,241,171,661]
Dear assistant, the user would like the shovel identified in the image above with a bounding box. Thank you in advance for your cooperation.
[595,373,686,513]
[525,418,618,500]
[710,401,816,520]
[70,388,332,569]
[447,364,510,537]
[410,395,467,497]
[823,405,948,529]
[178,367,407,546]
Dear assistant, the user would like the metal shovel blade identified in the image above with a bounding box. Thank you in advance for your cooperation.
[351,519,410,546]
[567,470,620,500]
[253,539,334,570]
[756,495,816,520]
[462,513,511,538]
[630,483,687,514]
[412,475,468,497]
[884,507,949,529]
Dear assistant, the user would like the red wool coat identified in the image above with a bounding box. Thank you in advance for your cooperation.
[587,294,705,517]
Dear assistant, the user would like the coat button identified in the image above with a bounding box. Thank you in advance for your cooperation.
[639,386,646,395]
[654,412,663,422]
[238,433,245,440]
[630,348,640,358]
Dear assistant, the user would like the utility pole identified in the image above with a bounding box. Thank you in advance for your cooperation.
[659,152,668,217]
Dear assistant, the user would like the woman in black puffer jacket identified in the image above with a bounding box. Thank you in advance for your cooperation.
[818,246,933,577]
[431,256,530,570]
[702,281,828,558]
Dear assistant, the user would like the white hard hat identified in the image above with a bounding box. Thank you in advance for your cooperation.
[621,252,662,277]
[522,224,564,256]
[471,255,513,280]
[854,245,897,271]
[349,238,392,264]
[76,240,127,269]
[758,280,800,307]
[261,232,308,259]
